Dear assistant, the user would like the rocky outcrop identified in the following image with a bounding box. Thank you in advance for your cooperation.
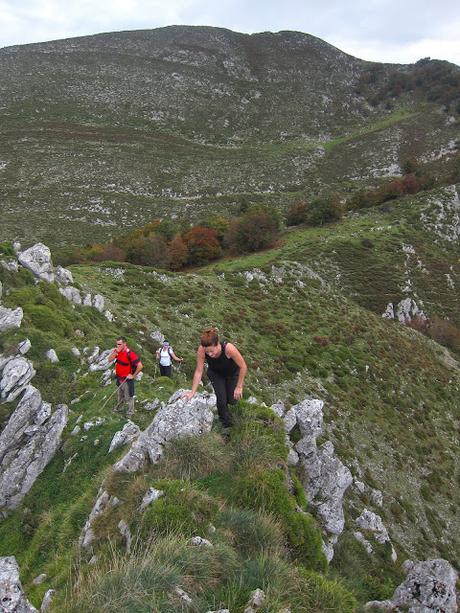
[0,556,37,612]
[17,243,55,283]
[0,305,23,333]
[274,398,352,561]
[355,509,397,562]
[55,265,73,286]
[79,489,120,550]
[0,385,68,516]
[365,558,458,612]
[80,391,215,551]
[382,297,426,323]
[108,421,141,453]
[114,390,215,473]
[0,356,36,403]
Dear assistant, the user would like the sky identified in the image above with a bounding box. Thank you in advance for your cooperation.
[0,0,459,66]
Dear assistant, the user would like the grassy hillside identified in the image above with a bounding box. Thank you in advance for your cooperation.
[0,178,459,609]
[0,26,459,246]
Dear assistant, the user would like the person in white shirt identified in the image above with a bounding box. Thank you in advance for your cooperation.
[156,340,183,377]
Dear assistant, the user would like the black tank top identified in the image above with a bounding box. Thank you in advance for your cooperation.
[205,341,239,376]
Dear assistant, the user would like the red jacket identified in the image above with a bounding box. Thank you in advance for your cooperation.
[115,348,139,378]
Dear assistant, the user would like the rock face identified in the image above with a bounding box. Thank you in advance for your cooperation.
[365,558,458,612]
[0,357,36,403]
[0,305,23,333]
[79,489,121,551]
[278,398,352,560]
[17,243,55,283]
[114,390,215,473]
[54,265,73,286]
[0,385,68,516]
[108,420,141,453]
[0,556,37,612]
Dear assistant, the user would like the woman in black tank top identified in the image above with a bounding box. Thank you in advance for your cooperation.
[183,328,248,429]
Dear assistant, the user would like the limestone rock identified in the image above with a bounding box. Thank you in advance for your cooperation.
[40,589,55,612]
[190,536,213,547]
[89,349,112,372]
[139,487,164,512]
[244,588,265,612]
[0,556,37,612]
[79,489,120,551]
[1,259,19,272]
[287,398,352,553]
[55,265,73,286]
[269,400,285,418]
[59,286,82,305]
[0,386,68,515]
[0,357,36,403]
[365,558,458,612]
[17,339,31,355]
[32,574,47,585]
[114,391,215,473]
[108,421,141,453]
[92,294,105,312]
[45,349,59,363]
[0,305,23,333]
[118,520,132,552]
[18,243,55,283]
[150,329,164,343]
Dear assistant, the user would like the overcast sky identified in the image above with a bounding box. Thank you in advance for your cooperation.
[1,0,459,66]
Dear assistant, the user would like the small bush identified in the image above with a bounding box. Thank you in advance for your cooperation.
[307,192,343,226]
[156,433,230,480]
[225,206,281,254]
[217,508,284,557]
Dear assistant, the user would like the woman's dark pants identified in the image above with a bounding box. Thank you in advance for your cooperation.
[160,365,172,377]
[207,369,239,428]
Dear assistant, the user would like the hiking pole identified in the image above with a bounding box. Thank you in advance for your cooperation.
[101,379,128,412]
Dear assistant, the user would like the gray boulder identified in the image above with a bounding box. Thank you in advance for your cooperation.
[114,391,215,473]
[0,305,23,333]
[59,286,82,305]
[55,265,73,286]
[45,349,59,363]
[288,399,352,552]
[139,487,164,512]
[40,589,55,612]
[0,386,68,515]
[92,294,105,312]
[108,421,141,453]
[17,243,55,283]
[0,357,36,403]
[0,556,37,612]
[17,339,31,355]
[1,259,19,272]
[365,558,458,612]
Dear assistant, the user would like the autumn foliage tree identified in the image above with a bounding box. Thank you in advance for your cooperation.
[168,233,189,270]
[225,206,281,254]
[183,226,221,265]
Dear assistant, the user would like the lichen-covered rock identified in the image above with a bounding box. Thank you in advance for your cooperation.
[0,305,23,333]
[92,294,105,312]
[0,357,36,403]
[17,243,55,283]
[244,588,265,612]
[0,386,68,515]
[365,558,458,612]
[0,556,37,612]
[114,391,215,473]
[190,536,213,547]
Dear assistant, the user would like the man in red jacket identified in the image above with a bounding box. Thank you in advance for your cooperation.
[108,337,143,417]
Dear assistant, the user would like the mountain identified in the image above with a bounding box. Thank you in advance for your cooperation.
[0,26,459,245]
[0,25,459,612]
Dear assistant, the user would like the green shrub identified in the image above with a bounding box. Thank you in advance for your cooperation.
[140,481,218,539]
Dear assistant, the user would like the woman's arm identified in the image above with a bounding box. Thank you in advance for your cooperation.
[171,350,183,363]
[225,343,247,400]
[182,347,205,400]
